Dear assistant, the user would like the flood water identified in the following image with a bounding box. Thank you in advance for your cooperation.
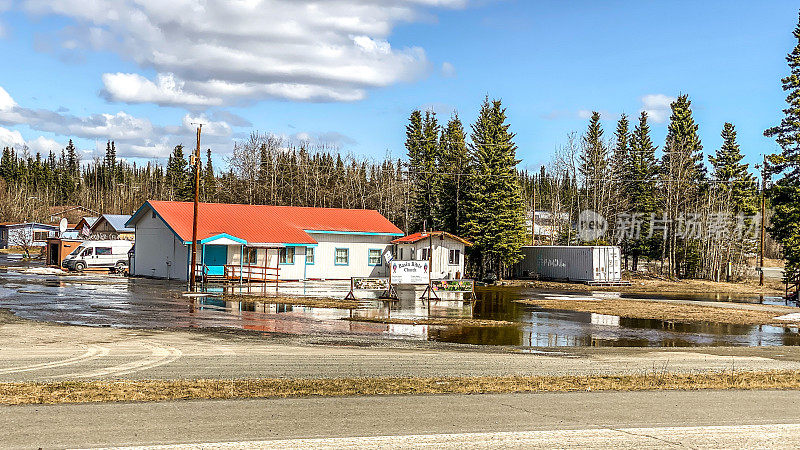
[1,261,799,348]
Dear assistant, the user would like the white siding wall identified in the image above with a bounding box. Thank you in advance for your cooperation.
[396,237,466,279]
[304,233,393,280]
[132,211,189,280]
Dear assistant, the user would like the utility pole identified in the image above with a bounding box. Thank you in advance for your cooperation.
[189,124,202,291]
[759,154,767,287]
[531,189,536,246]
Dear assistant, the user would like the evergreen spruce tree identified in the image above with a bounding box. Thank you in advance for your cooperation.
[405,110,440,231]
[611,114,630,191]
[462,97,527,278]
[662,94,705,277]
[435,113,469,234]
[578,111,610,221]
[165,144,188,201]
[765,10,800,278]
[65,140,78,175]
[627,111,660,269]
[664,95,706,183]
[204,149,216,201]
[710,123,757,214]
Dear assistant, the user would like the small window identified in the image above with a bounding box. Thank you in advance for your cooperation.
[449,249,460,265]
[421,248,430,261]
[279,247,295,264]
[368,249,382,266]
[306,247,315,264]
[82,247,94,257]
[335,248,349,265]
[96,247,112,256]
[245,248,257,264]
[33,231,48,241]
[399,247,404,260]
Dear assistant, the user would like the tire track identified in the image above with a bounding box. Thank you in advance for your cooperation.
[0,345,110,375]
[54,345,183,379]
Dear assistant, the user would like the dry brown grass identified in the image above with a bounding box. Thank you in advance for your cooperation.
[222,294,363,309]
[3,371,800,405]
[343,317,515,327]
[506,277,784,295]
[516,298,799,326]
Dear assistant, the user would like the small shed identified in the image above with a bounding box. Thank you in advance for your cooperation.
[390,231,471,280]
[46,237,83,266]
[513,245,622,283]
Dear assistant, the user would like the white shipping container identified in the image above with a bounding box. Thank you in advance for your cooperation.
[514,246,622,282]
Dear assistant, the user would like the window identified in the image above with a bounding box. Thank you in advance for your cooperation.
[334,248,349,265]
[368,249,382,266]
[449,249,461,265]
[306,247,315,265]
[81,247,93,257]
[96,247,112,256]
[279,247,295,264]
[33,231,48,241]
[399,247,404,260]
[421,248,430,261]
[245,248,258,264]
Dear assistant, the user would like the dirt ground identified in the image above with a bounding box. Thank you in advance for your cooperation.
[502,276,786,295]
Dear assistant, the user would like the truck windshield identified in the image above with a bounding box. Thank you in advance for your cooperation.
[69,246,84,256]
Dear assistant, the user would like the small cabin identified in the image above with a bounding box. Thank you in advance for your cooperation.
[390,231,471,279]
[90,214,134,240]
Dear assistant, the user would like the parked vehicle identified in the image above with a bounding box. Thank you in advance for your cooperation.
[62,240,134,272]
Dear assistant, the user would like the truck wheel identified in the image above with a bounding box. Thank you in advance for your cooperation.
[115,261,126,272]
[74,262,86,272]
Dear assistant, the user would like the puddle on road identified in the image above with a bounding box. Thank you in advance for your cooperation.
[0,266,798,348]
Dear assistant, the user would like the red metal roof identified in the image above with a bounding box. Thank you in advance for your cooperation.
[391,231,472,246]
[134,201,403,245]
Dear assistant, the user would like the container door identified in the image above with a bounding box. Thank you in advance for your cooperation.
[205,245,227,276]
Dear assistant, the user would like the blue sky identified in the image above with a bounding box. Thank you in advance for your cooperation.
[0,0,797,173]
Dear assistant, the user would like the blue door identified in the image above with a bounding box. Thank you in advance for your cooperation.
[204,245,227,276]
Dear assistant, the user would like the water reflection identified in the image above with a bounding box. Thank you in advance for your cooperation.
[0,268,798,348]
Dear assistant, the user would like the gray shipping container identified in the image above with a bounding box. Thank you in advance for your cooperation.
[513,246,622,282]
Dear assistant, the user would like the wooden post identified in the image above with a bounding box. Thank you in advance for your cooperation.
[189,124,202,291]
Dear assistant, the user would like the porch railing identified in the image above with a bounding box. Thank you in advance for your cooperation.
[224,264,280,293]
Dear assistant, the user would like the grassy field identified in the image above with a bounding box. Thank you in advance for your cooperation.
[516,297,799,326]
[3,371,800,405]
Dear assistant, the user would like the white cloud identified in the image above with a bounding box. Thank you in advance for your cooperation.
[101,73,223,107]
[0,86,16,110]
[27,136,62,154]
[0,84,235,158]
[640,94,676,124]
[441,61,456,78]
[180,113,231,137]
[23,0,467,106]
[577,110,593,120]
[0,126,24,149]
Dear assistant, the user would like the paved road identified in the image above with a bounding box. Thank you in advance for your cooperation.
[3,390,800,448]
[4,319,800,382]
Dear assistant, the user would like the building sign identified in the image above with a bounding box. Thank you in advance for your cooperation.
[352,277,389,291]
[431,279,474,293]
[391,260,429,285]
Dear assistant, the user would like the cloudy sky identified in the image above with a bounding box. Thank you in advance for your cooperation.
[0,0,797,170]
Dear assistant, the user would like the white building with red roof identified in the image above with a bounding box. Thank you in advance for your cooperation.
[125,201,404,281]
[390,231,471,280]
